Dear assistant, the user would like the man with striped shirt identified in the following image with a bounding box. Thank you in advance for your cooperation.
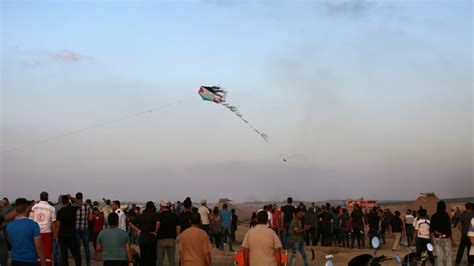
[74,192,92,266]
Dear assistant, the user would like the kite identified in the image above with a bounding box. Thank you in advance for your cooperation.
[198,86,269,141]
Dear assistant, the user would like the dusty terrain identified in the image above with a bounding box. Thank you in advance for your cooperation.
[73,195,470,265]
[205,198,469,265]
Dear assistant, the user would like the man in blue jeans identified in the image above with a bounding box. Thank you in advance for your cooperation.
[289,208,310,266]
[280,197,296,250]
[73,193,92,266]
[220,204,234,252]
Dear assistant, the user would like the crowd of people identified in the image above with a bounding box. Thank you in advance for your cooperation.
[0,193,238,266]
[0,193,473,266]
[245,197,474,266]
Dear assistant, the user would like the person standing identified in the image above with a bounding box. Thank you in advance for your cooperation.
[367,207,380,248]
[198,200,210,235]
[211,207,222,250]
[178,198,194,232]
[303,206,317,246]
[320,205,333,247]
[73,192,92,266]
[178,215,212,266]
[0,215,8,266]
[6,198,46,266]
[340,208,352,248]
[289,208,310,266]
[112,201,126,231]
[242,211,282,266]
[390,211,404,251]
[156,201,180,266]
[101,200,113,229]
[350,204,365,249]
[57,195,81,266]
[127,204,138,244]
[130,201,158,266]
[2,199,13,216]
[405,209,415,247]
[332,207,342,247]
[220,204,233,252]
[92,207,105,259]
[455,202,474,265]
[271,204,281,236]
[52,195,65,266]
[413,209,435,265]
[467,217,474,265]
[379,209,387,245]
[430,200,456,266]
[96,213,133,266]
[31,192,57,266]
[280,197,295,250]
[231,209,238,244]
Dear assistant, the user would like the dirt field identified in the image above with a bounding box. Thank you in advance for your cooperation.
[68,198,470,265]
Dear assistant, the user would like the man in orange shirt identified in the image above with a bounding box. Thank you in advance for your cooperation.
[178,215,212,266]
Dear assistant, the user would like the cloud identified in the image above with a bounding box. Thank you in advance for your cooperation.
[22,49,89,67]
[325,0,374,17]
[48,49,82,63]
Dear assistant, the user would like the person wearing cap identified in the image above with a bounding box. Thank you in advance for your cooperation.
[198,200,211,235]
[130,201,158,266]
[6,198,46,266]
[31,192,57,266]
[156,201,180,266]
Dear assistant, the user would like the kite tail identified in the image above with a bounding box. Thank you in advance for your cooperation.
[222,103,269,142]
[208,86,228,97]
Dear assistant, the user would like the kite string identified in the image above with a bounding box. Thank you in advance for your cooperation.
[1,100,183,154]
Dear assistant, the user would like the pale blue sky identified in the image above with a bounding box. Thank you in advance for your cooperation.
[1,0,472,202]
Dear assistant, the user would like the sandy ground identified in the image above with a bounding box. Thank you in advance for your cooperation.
[64,200,469,265]
[93,222,466,266]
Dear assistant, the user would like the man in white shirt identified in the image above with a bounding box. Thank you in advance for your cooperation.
[198,199,210,235]
[468,217,474,263]
[31,191,57,266]
[257,205,273,228]
[112,200,127,231]
[413,209,434,264]
[242,211,282,266]
[405,209,415,247]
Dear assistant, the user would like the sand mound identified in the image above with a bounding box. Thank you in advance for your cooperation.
[212,198,237,211]
[409,193,439,216]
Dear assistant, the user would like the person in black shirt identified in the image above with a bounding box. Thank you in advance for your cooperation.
[430,200,456,266]
[367,207,380,248]
[379,209,387,245]
[351,205,365,249]
[230,209,238,244]
[179,198,194,232]
[130,201,158,266]
[0,215,8,266]
[127,204,137,244]
[455,202,474,265]
[320,205,333,247]
[390,211,403,251]
[156,201,180,266]
[280,197,295,250]
[57,195,81,266]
